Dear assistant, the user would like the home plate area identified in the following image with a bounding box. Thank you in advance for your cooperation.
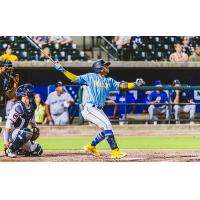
[1,150,200,162]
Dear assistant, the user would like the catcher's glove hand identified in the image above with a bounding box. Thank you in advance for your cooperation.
[119,81,128,91]
[30,127,40,141]
[134,78,145,86]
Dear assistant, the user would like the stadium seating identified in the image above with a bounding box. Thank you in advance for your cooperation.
[124,36,200,61]
[0,36,86,61]
[1,36,200,61]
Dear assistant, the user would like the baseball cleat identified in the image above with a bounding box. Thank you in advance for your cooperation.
[6,148,17,158]
[84,144,100,157]
[111,149,127,159]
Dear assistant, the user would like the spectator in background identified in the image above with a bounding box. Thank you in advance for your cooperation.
[182,36,194,57]
[114,36,131,60]
[49,36,73,45]
[148,80,169,124]
[142,90,152,113]
[33,36,50,47]
[131,36,144,45]
[0,45,18,61]
[113,89,136,125]
[170,80,196,124]
[45,81,74,125]
[34,94,47,124]
[189,46,200,61]
[169,43,188,62]
[40,47,52,61]
[114,36,131,50]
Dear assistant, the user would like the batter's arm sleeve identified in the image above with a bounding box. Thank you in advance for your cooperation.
[63,70,78,81]
[127,82,136,89]
[54,62,78,81]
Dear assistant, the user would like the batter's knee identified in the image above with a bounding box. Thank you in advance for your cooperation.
[101,122,112,131]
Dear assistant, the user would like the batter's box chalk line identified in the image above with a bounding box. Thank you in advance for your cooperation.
[120,157,145,161]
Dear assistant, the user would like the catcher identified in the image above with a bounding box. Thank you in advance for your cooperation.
[3,83,43,158]
[54,59,145,159]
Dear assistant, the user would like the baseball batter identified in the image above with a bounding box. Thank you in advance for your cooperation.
[54,59,145,159]
[3,84,43,158]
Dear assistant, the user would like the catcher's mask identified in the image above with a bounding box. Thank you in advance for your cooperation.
[16,83,34,98]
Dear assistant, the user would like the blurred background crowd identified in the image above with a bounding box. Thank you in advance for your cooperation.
[0,36,200,62]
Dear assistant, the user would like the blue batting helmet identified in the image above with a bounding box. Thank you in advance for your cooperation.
[16,83,34,97]
[92,59,111,73]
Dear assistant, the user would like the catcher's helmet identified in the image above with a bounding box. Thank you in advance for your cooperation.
[92,59,111,73]
[16,83,34,97]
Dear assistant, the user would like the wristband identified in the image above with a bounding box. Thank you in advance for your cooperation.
[3,132,11,141]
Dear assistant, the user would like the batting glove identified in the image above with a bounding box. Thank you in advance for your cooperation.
[134,78,145,86]
[54,62,64,73]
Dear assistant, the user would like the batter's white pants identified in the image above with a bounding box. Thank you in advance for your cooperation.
[174,104,196,121]
[52,111,69,125]
[11,129,38,153]
[81,103,112,131]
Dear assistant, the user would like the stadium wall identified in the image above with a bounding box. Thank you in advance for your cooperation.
[14,61,200,85]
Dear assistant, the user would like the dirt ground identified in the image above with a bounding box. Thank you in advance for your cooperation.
[1,127,200,162]
[1,150,200,162]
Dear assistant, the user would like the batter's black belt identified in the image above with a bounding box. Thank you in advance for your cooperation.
[52,113,63,116]
[92,104,103,109]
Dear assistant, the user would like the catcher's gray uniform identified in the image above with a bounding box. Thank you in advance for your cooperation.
[5,101,42,155]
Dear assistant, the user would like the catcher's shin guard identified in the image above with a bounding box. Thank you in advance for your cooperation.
[30,142,43,156]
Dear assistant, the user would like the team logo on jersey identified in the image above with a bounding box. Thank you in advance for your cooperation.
[93,80,108,88]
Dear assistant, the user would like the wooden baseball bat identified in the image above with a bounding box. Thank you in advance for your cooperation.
[25,36,56,64]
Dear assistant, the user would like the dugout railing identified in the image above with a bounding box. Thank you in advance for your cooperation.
[110,85,200,124]
[77,85,200,125]
[1,85,200,125]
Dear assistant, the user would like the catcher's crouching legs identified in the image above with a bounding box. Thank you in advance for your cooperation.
[9,128,33,152]
[19,127,43,156]
[7,128,43,157]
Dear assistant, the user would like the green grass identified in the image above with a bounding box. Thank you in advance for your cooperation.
[1,136,200,150]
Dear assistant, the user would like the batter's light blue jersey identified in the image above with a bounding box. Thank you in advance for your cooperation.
[74,73,120,107]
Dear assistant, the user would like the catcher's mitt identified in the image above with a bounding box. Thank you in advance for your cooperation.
[30,127,40,141]
[119,81,128,91]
